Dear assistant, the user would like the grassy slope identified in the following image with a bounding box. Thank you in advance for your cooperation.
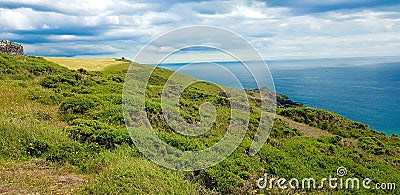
[0,54,399,194]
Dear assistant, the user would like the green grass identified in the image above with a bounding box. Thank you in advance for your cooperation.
[80,146,207,194]
[0,53,399,194]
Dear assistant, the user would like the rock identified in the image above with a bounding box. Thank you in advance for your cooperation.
[245,88,304,108]
[0,40,24,56]
[217,91,228,98]
[276,94,304,108]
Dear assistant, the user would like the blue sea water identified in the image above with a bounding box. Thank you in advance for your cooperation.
[156,56,400,135]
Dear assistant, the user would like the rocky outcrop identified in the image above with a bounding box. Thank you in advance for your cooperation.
[276,94,304,108]
[246,88,304,108]
[0,40,24,56]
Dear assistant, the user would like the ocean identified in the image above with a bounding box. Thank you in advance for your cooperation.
[156,56,400,135]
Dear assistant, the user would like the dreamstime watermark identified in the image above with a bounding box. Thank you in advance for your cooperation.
[257,167,396,191]
[122,26,276,171]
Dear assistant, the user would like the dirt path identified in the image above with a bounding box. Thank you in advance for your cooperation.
[276,115,333,138]
[0,159,86,194]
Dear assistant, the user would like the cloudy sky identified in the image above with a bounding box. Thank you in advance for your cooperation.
[0,0,399,61]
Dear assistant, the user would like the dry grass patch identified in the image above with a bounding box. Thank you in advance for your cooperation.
[44,57,130,71]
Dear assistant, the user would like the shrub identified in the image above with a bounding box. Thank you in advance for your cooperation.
[60,95,100,115]
[41,72,78,88]
[278,107,369,137]
[98,105,124,126]
[66,119,132,149]
[26,140,50,157]
[317,135,342,145]
[28,89,62,105]
[270,119,301,138]
[45,141,100,167]
[358,137,386,155]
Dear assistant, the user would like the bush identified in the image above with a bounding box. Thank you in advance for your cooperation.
[269,119,301,138]
[358,137,386,155]
[41,72,78,88]
[45,141,100,167]
[66,119,132,149]
[60,95,100,115]
[278,107,369,137]
[317,135,342,145]
[28,89,62,105]
[98,105,124,125]
[25,140,50,157]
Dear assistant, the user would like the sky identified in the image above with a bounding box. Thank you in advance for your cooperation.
[0,0,399,61]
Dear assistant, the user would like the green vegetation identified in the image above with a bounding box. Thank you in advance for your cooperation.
[0,53,399,194]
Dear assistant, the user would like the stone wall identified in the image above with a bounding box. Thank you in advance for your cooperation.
[0,40,24,56]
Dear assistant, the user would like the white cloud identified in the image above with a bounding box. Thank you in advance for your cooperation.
[0,0,155,16]
[298,0,371,6]
[0,8,35,30]
[0,1,399,59]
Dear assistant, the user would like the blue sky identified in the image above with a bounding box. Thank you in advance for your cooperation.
[0,0,399,60]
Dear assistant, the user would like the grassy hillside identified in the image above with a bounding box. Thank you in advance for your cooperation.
[0,53,399,194]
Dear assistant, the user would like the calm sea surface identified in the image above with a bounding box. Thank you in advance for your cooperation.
[156,56,400,135]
